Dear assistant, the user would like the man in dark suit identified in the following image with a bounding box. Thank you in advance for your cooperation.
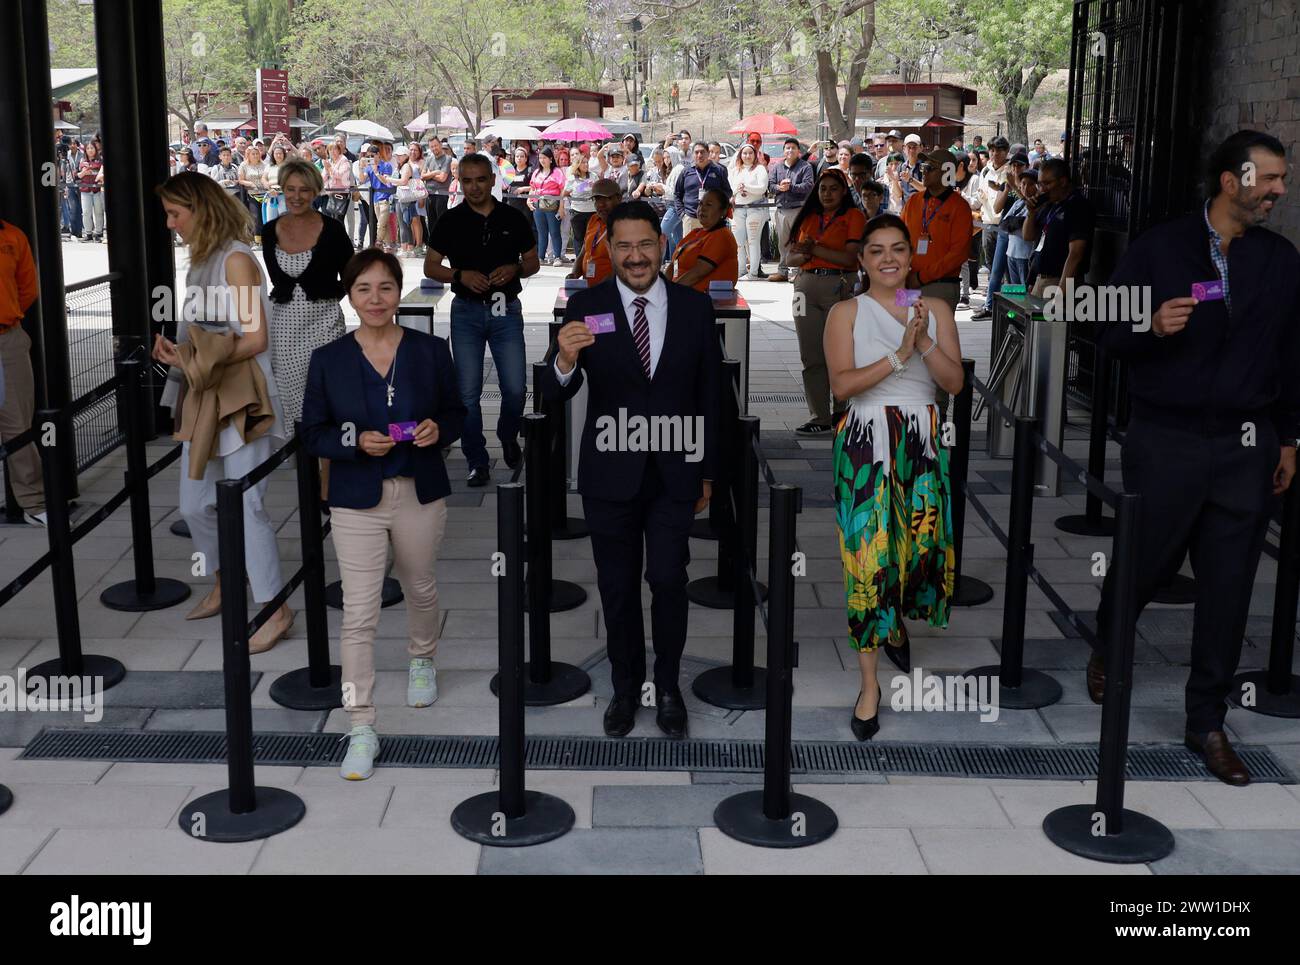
[538,199,721,738]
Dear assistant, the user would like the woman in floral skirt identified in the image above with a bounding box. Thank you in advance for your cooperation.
[823,213,965,739]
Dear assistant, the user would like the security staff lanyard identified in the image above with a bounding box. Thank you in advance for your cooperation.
[585,221,607,277]
[918,193,943,255]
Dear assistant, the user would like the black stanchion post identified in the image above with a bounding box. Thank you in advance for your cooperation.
[521,385,587,614]
[714,484,837,847]
[492,413,589,704]
[1043,492,1174,861]
[964,415,1062,709]
[25,407,126,692]
[694,414,767,710]
[688,359,767,608]
[539,335,587,540]
[270,431,343,709]
[951,358,994,607]
[452,482,574,845]
[1229,480,1300,717]
[101,357,190,611]
[1056,344,1116,537]
[178,479,305,842]
[2,464,22,523]
[690,329,729,544]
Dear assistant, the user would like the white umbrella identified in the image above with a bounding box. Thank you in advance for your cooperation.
[476,121,544,142]
[407,107,471,132]
[335,119,397,142]
[54,119,81,131]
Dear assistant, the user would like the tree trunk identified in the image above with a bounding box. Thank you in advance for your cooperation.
[726,70,736,99]
[999,64,1049,147]
[813,3,876,142]
[750,45,762,95]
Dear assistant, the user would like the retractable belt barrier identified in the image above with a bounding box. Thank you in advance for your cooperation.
[3,355,191,698]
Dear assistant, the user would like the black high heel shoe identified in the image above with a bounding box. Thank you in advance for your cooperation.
[884,632,911,673]
[851,682,882,741]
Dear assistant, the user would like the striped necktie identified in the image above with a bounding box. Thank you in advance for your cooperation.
[632,296,651,378]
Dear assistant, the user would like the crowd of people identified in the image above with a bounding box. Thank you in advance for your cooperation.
[12,115,1287,788]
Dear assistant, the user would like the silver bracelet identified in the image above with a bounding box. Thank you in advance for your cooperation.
[921,340,938,360]
[887,351,907,374]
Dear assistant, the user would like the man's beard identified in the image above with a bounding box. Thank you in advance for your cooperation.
[1234,188,1278,225]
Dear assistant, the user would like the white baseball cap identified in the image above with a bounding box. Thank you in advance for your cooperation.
[903,133,922,145]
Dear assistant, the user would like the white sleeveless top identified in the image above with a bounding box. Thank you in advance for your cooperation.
[841,293,939,475]
[162,240,286,456]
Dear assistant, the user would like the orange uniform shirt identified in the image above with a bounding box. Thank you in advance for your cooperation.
[793,207,867,271]
[578,214,613,285]
[902,189,974,284]
[671,225,738,292]
[0,220,37,330]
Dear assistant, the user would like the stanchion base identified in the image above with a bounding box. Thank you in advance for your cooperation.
[1054,513,1115,537]
[25,654,126,693]
[489,662,591,706]
[1152,573,1196,605]
[178,787,306,843]
[687,576,769,610]
[523,579,587,613]
[269,665,344,710]
[1042,804,1175,864]
[690,517,718,541]
[100,577,192,612]
[952,575,994,607]
[692,665,768,710]
[714,790,838,849]
[551,516,588,541]
[964,665,1063,709]
[0,783,11,816]
[170,519,191,538]
[1227,670,1300,718]
[326,577,403,610]
[451,790,575,846]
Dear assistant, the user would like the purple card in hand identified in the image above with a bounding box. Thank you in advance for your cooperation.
[1191,280,1224,302]
[388,421,418,441]
[584,313,617,335]
[895,288,922,307]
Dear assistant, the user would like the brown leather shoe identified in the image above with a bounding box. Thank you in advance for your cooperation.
[1085,650,1105,704]
[766,272,789,282]
[1184,730,1251,786]
[249,607,295,654]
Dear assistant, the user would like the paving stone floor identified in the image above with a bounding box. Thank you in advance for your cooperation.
[2,259,1297,874]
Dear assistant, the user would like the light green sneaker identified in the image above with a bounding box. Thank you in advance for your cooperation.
[340,725,379,780]
[408,658,438,707]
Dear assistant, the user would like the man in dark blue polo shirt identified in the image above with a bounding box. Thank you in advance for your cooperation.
[1093,130,1298,786]
[425,153,541,486]
[674,141,730,235]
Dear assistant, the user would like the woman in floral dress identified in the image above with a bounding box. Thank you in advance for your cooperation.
[823,214,965,739]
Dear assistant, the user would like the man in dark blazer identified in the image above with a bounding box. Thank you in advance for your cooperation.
[538,199,721,738]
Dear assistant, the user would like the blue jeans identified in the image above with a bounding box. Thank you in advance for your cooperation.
[449,296,526,471]
[660,207,683,264]
[532,207,562,260]
[62,184,82,236]
[1006,255,1029,287]
[987,230,1010,301]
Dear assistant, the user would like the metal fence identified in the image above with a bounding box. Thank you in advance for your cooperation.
[2,273,125,518]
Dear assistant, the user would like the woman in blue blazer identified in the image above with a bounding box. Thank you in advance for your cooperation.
[301,249,465,780]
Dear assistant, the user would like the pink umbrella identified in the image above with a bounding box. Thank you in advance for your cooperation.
[541,116,612,141]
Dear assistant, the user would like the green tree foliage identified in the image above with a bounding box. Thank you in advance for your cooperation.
[162,0,258,134]
[950,0,1071,144]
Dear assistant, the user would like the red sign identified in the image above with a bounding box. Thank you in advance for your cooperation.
[257,68,290,138]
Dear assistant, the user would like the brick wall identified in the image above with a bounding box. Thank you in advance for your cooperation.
[1201,0,1300,245]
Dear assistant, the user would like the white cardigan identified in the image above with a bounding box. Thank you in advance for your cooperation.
[728,163,769,205]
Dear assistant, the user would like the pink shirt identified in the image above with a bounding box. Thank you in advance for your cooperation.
[530,167,566,197]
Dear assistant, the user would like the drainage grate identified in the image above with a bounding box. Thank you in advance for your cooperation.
[21,729,1294,782]
[750,392,808,404]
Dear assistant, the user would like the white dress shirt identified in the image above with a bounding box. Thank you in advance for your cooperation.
[555,275,668,384]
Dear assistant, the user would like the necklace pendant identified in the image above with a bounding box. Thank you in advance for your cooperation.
[387,385,395,408]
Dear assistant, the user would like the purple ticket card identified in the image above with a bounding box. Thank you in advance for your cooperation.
[584,313,617,335]
[388,421,418,442]
[1191,280,1224,302]
[895,288,923,307]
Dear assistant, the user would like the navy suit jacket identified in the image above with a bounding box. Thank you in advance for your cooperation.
[537,277,721,502]
[301,329,466,509]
